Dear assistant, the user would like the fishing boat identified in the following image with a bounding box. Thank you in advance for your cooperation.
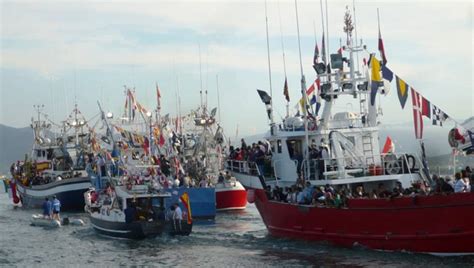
[84,176,192,239]
[227,6,474,255]
[179,101,247,211]
[11,105,92,210]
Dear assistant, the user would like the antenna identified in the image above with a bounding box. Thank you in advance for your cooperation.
[264,0,274,125]
[325,0,330,64]
[216,74,221,123]
[353,0,360,72]
[278,0,289,118]
[199,44,203,109]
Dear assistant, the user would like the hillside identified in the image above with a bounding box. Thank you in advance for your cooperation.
[0,124,33,174]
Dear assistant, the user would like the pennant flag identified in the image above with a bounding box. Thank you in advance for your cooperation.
[156,83,161,110]
[321,33,326,63]
[179,192,192,224]
[313,42,319,66]
[378,28,387,65]
[396,76,409,109]
[283,77,290,102]
[411,88,424,139]
[421,96,431,119]
[381,65,393,82]
[382,136,395,154]
[432,105,448,126]
[256,89,271,105]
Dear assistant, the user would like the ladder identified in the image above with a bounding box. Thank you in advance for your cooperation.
[362,135,374,165]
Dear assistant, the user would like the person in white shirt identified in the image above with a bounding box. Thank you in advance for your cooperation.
[454,172,467,193]
[172,203,183,231]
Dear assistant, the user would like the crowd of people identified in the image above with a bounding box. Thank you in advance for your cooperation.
[266,166,474,207]
[227,139,271,175]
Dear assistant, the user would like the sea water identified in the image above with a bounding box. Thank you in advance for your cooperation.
[0,193,473,267]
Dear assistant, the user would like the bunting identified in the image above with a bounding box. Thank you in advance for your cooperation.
[370,56,382,106]
[432,105,449,126]
[421,96,431,119]
[411,88,423,139]
[395,76,409,109]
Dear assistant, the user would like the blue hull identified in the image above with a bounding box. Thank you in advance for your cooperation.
[164,187,216,219]
[15,177,91,211]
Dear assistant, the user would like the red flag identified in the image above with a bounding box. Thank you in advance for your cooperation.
[382,136,394,154]
[421,96,431,119]
[411,89,423,139]
[159,133,165,147]
[142,137,150,155]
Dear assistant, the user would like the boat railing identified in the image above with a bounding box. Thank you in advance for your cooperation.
[226,160,260,176]
[307,152,420,180]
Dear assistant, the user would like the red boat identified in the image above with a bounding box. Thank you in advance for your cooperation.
[215,179,247,211]
[228,6,474,255]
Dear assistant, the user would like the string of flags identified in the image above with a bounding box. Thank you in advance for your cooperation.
[371,58,450,139]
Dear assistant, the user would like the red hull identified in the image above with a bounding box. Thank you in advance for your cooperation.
[216,188,247,211]
[253,189,474,254]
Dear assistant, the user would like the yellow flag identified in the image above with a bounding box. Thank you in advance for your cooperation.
[371,56,382,82]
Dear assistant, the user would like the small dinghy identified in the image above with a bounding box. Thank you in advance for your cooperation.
[31,214,61,228]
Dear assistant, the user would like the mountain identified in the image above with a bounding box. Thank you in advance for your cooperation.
[0,124,33,174]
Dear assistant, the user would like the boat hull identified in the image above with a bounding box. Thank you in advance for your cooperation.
[253,189,474,255]
[90,215,192,239]
[15,177,91,211]
[215,181,247,211]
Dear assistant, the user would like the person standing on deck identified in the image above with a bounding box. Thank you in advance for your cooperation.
[51,196,61,221]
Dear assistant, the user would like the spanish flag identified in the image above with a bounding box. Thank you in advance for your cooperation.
[180,192,192,224]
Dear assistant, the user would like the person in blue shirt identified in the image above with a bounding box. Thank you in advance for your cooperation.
[51,196,61,221]
[42,197,52,219]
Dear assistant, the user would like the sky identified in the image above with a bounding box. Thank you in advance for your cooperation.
[1,0,472,142]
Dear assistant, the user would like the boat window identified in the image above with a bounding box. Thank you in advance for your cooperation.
[36,150,42,157]
[286,139,302,159]
[277,140,282,154]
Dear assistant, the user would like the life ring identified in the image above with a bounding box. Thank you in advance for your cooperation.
[448,129,458,148]
[384,158,402,175]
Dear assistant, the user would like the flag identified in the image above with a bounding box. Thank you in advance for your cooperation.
[421,96,431,119]
[256,89,271,105]
[143,137,150,155]
[395,75,409,109]
[179,192,192,224]
[315,78,322,115]
[411,88,424,139]
[381,65,393,82]
[378,28,387,65]
[313,42,319,66]
[283,77,290,102]
[382,136,395,154]
[321,33,326,63]
[156,83,161,110]
[159,133,165,147]
[432,105,448,126]
[370,56,382,106]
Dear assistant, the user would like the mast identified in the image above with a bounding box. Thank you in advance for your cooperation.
[199,44,204,110]
[278,1,289,118]
[216,74,221,123]
[264,0,274,126]
[294,0,310,179]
